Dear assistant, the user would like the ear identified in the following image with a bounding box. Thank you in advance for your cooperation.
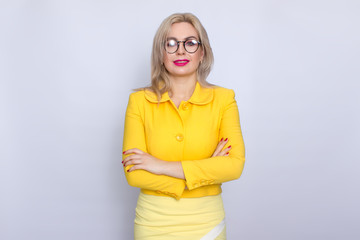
[200,48,204,62]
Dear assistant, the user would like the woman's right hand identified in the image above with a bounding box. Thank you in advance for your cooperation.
[212,138,232,157]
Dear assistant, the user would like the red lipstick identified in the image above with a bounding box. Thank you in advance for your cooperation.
[173,59,189,66]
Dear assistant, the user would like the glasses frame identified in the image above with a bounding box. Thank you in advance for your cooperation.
[164,39,202,54]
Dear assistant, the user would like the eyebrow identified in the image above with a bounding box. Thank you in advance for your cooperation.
[166,36,198,41]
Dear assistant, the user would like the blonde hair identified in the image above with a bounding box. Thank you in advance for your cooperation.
[135,13,215,102]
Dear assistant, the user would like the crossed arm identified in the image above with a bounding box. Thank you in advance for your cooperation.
[122,90,245,197]
[122,137,232,179]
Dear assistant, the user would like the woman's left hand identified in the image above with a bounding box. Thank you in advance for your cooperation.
[122,148,165,175]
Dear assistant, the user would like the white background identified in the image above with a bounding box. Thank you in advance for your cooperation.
[1,0,359,239]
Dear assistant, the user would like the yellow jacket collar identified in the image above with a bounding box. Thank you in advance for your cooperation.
[144,81,214,105]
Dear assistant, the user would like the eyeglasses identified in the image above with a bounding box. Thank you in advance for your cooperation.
[164,39,201,54]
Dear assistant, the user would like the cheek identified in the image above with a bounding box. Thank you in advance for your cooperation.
[195,50,204,61]
[163,54,172,65]
[163,55,171,69]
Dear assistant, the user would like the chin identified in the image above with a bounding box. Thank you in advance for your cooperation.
[169,68,197,77]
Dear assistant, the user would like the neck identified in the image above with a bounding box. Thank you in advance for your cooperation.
[168,74,197,100]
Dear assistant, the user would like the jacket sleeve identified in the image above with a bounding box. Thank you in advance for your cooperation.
[122,92,186,199]
[181,89,246,190]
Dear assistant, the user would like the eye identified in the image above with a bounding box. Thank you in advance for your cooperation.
[167,39,177,47]
[185,40,198,46]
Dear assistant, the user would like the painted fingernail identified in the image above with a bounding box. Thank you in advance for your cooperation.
[224,138,228,141]
[226,152,229,155]
[121,161,123,163]
[228,145,231,148]
[220,137,223,141]
[123,151,126,154]
[127,169,129,172]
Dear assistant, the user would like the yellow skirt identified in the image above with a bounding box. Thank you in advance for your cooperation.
[134,192,226,240]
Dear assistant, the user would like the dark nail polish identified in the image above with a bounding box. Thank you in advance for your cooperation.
[226,152,229,155]
[228,145,231,148]
[123,151,126,154]
[220,137,223,141]
[224,138,228,141]
[127,169,129,172]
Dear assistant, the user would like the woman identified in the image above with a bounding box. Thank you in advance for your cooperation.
[122,13,245,240]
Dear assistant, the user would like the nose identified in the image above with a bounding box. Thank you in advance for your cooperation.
[177,42,186,55]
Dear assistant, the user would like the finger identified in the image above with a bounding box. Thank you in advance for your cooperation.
[127,164,144,172]
[123,148,144,155]
[212,138,226,156]
[212,138,229,156]
[122,154,142,164]
[123,148,143,155]
[124,159,143,167]
[219,145,232,156]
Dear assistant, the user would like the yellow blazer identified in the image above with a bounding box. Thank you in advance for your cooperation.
[122,81,245,200]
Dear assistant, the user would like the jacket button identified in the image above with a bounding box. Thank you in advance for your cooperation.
[175,134,184,142]
[182,103,189,110]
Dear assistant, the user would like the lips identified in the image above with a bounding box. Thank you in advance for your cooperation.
[173,59,189,66]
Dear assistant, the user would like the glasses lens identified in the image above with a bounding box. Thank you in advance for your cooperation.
[165,39,178,53]
[185,40,199,53]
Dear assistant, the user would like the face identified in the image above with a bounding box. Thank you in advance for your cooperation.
[163,22,204,79]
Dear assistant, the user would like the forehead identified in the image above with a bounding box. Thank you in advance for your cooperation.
[167,22,199,40]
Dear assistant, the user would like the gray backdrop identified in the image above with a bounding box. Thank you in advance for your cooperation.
[1,0,359,239]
